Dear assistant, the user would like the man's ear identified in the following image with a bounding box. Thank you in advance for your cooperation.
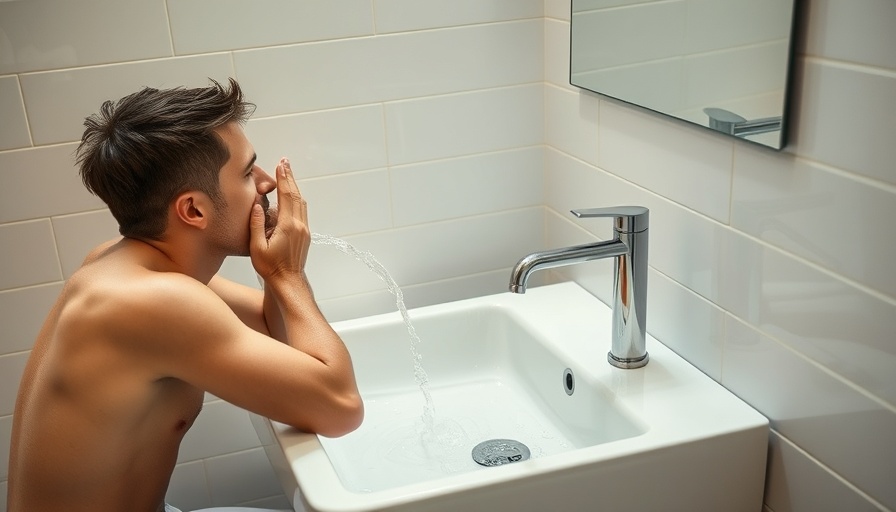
[172,191,212,230]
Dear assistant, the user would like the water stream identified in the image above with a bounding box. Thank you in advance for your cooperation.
[310,233,437,430]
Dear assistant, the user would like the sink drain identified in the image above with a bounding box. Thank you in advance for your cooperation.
[471,439,531,467]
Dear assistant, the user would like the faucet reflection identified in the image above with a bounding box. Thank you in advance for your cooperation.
[509,207,649,369]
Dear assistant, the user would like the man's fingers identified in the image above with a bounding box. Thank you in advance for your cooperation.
[248,203,267,254]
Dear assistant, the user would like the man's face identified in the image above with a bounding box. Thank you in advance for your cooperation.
[209,122,276,256]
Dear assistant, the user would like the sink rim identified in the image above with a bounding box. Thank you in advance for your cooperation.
[261,282,769,512]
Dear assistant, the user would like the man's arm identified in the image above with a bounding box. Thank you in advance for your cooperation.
[207,275,287,342]
[146,158,362,436]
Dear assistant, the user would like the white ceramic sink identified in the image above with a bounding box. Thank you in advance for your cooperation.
[251,282,768,512]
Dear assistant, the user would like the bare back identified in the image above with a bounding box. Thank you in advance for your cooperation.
[8,240,204,512]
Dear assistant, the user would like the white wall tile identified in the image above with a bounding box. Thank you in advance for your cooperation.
[50,210,119,279]
[545,0,571,20]
[0,143,104,223]
[317,268,513,322]
[598,100,734,223]
[245,105,387,179]
[0,415,11,481]
[374,0,542,33]
[545,85,599,164]
[722,316,896,509]
[307,209,545,301]
[0,0,171,74]
[20,55,234,145]
[790,59,896,186]
[732,146,896,299]
[802,0,896,71]
[0,219,61,289]
[234,21,543,117]
[544,18,574,90]
[0,479,6,512]
[717,231,896,408]
[384,85,544,165]
[205,448,284,506]
[178,401,261,463]
[0,352,28,416]
[166,461,212,510]
[0,76,30,150]
[647,271,725,381]
[390,148,543,227]
[299,169,393,237]
[765,431,886,512]
[218,256,261,290]
[168,0,374,55]
[0,283,61,354]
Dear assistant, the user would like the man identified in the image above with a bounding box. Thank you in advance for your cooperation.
[7,79,363,511]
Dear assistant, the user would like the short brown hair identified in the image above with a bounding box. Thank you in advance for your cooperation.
[76,78,256,240]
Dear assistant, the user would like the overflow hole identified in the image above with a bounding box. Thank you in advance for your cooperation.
[563,368,575,395]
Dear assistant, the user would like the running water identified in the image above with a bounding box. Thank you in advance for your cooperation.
[310,233,436,429]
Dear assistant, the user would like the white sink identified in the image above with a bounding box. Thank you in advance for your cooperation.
[251,282,768,512]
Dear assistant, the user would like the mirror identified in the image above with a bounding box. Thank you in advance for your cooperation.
[570,0,797,150]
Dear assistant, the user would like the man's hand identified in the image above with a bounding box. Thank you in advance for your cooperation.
[249,158,311,283]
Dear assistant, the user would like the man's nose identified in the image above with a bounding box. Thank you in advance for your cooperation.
[255,168,276,195]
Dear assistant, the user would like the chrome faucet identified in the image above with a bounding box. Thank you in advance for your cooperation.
[509,206,649,369]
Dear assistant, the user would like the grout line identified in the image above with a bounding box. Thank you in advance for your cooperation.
[769,428,892,511]
[724,311,896,415]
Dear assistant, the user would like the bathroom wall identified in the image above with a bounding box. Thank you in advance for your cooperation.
[544,0,896,511]
[1,1,893,511]
[0,1,545,509]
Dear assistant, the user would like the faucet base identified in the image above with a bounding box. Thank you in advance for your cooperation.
[607,352,649,369]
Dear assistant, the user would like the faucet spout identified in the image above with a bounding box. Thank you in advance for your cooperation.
[509,206,649,369]
[509,239,627,293]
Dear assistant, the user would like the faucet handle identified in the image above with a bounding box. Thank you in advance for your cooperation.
[571,206,649,233]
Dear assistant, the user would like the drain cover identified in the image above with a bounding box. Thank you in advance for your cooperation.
[471,439,531,467]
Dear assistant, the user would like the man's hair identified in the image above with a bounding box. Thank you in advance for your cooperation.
[76,78,256,240]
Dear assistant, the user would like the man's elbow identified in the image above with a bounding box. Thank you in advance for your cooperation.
[316,392,364,438]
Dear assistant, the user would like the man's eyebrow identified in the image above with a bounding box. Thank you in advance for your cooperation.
[243,153,257,173]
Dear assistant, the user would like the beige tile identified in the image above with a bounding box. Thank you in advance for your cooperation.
[20,55,234,145]
[0,219,61,290]
[0,0,171,74]
[0,76,30,150]
[0,143,104,223]
[234,21,543,117]
[374,0,541,33]
[244,104,387,179]
[390,148,543,227]
[168,0,373,55]
[0,282,61,354]
[51,210,119,278]
[384,85,543,165]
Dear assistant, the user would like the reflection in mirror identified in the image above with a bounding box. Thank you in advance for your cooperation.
[570,0,797,150]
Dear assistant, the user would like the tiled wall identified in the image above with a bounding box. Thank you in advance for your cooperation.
[0,1,545,509]
[545,0,896,510]
[1,1,894,511]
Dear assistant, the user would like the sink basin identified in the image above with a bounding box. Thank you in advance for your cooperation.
[251,282,768,512]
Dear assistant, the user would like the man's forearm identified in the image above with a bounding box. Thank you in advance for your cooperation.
[263,282,288,343]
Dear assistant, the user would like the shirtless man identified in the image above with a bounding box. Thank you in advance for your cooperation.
[7,79,364,511]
